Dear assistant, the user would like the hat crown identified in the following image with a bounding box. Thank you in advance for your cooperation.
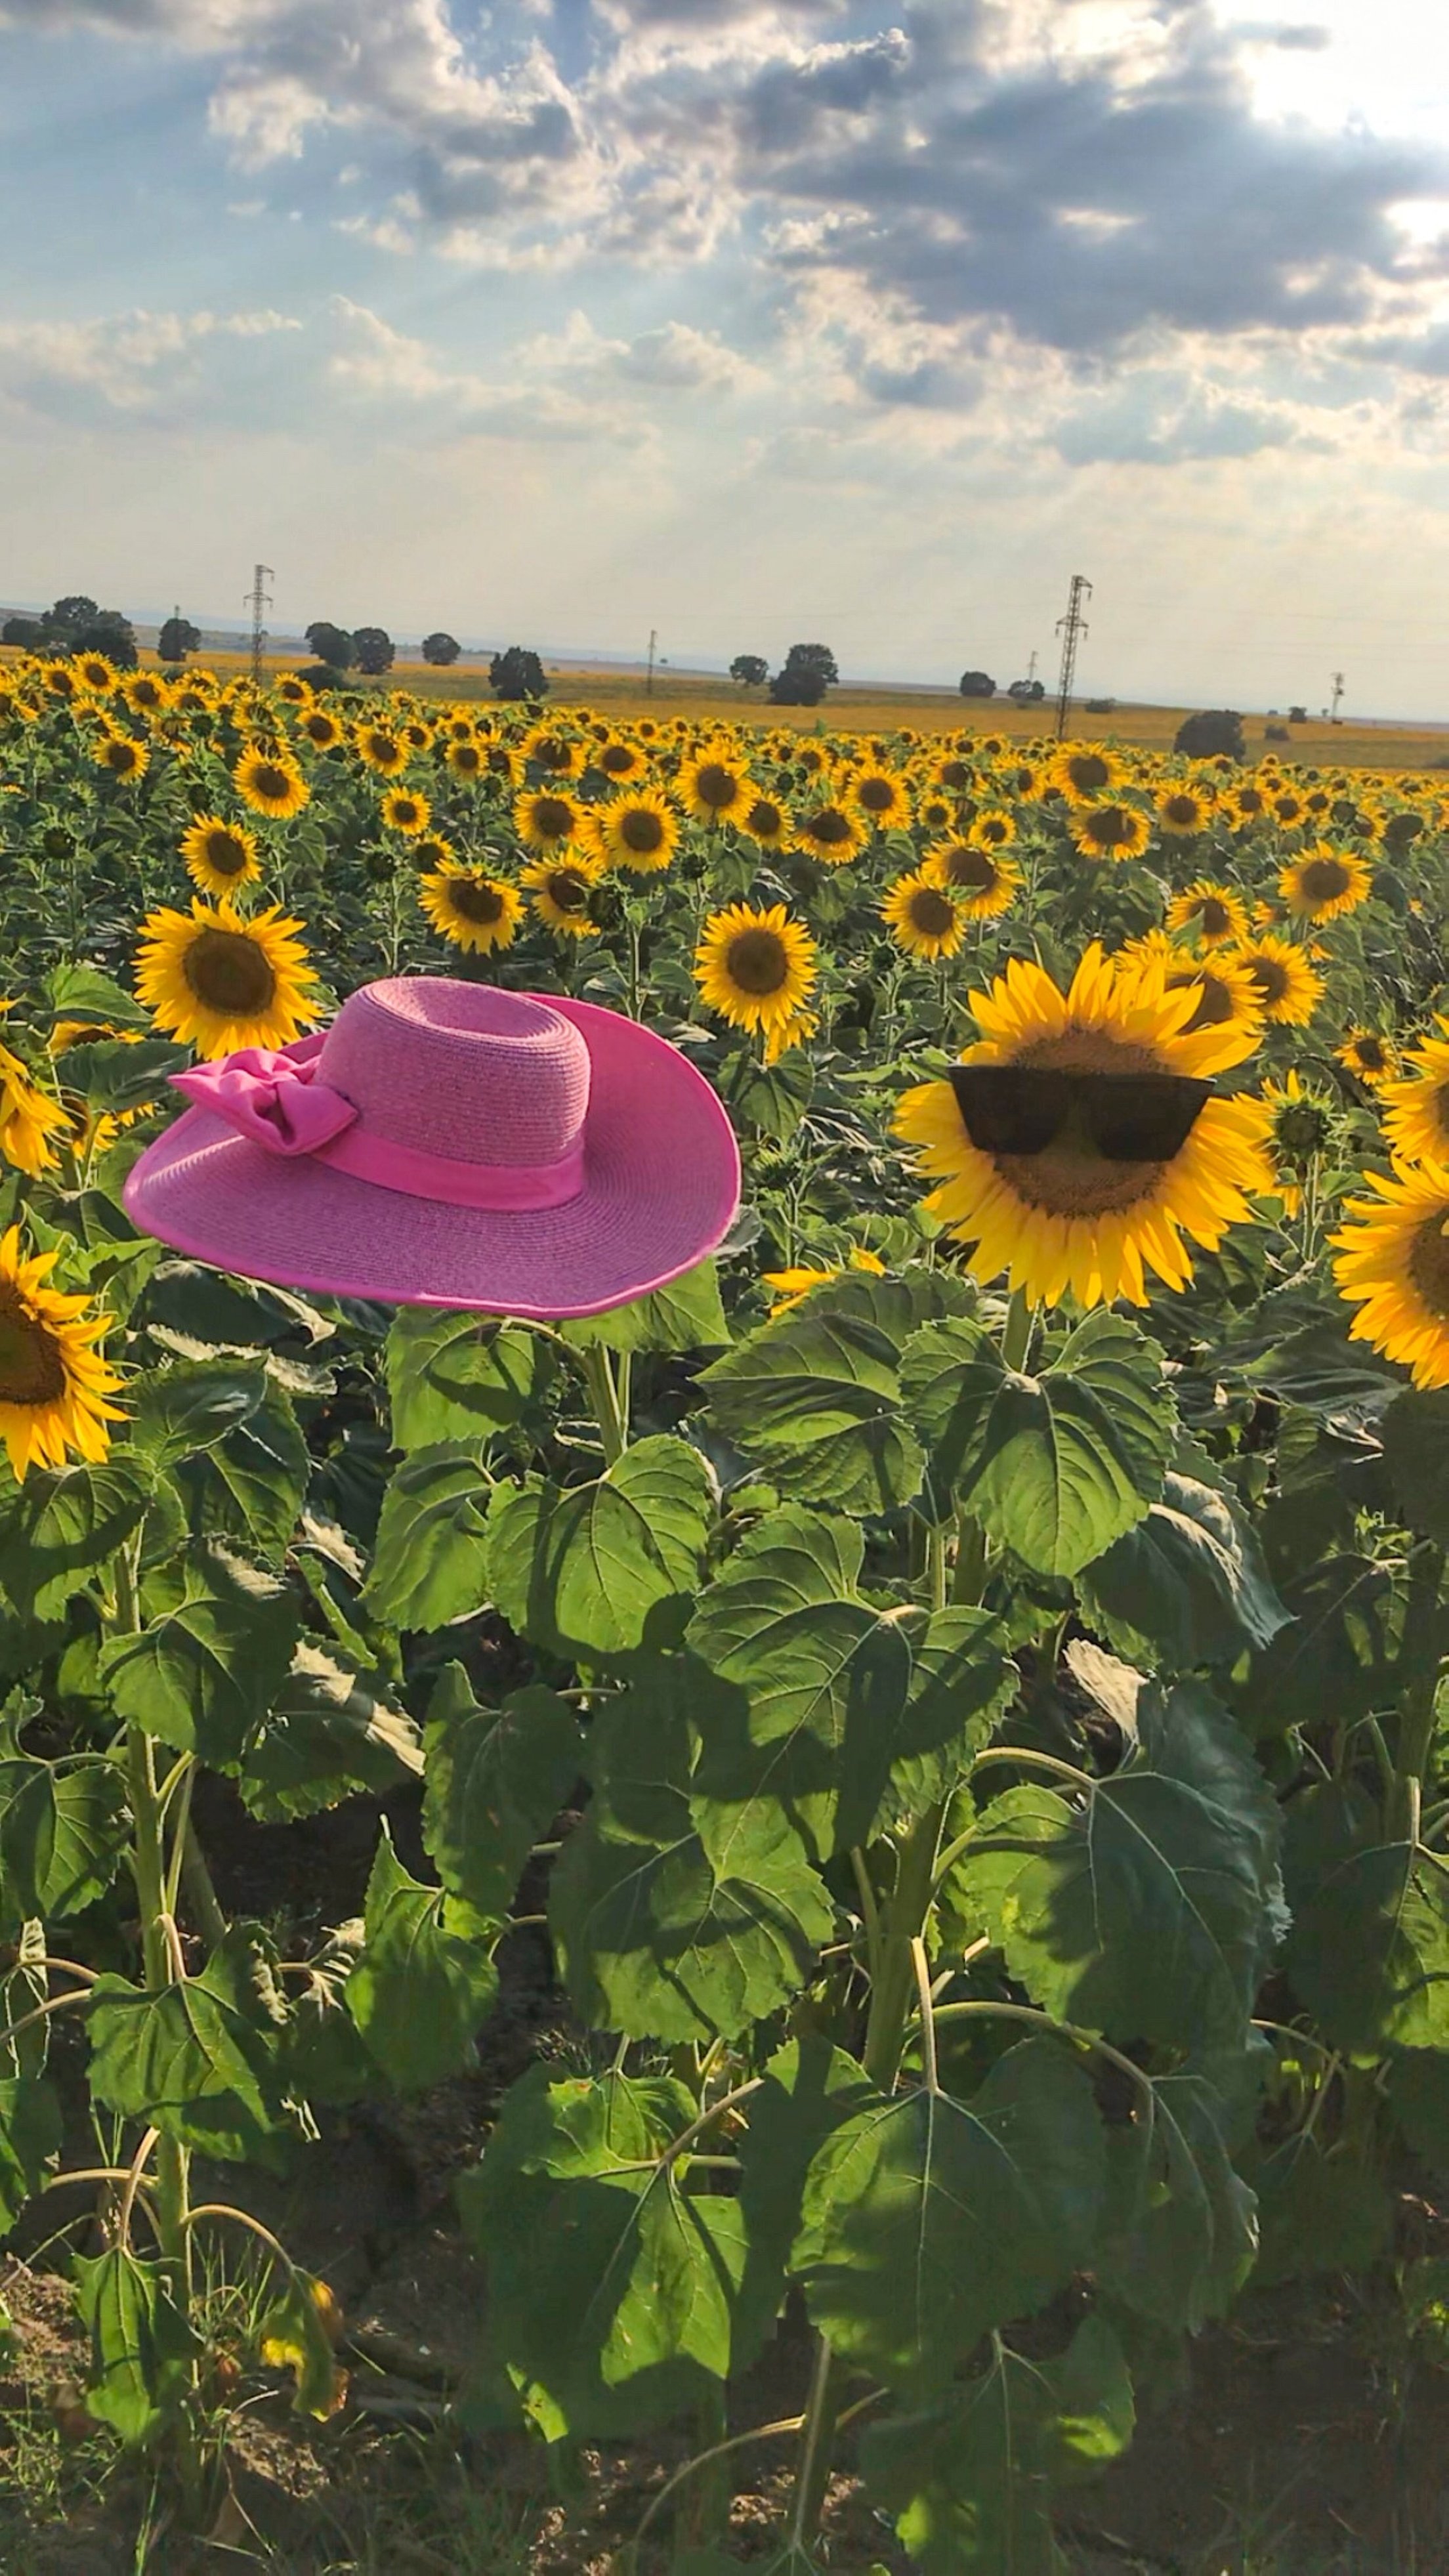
[317,979,591,1168]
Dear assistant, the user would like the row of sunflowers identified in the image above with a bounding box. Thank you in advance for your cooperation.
[5,652,1449,2564]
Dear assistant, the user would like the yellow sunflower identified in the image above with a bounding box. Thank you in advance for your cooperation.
[793,793,868,866]
[1337,1029,1399,1088]
[742,793,789,848]
[1278,844,1372,924]
[894,941,1272,1309]
[680,742,753,827]
[593,788,679,875]
[0,1227,124,1481]
[1230,935,1322,1028]
[381,786,432,837]
[94,734,149,785]
[135,899,320,1059]
[515,788,585,852]
[298,708,343,752]
[694,901,818,1038]
[125,673,171,717]
[410,834,457,874]
[597,737,647,784]
[968,809,1017,852]
[763,1248,887,1312]
[1156,785,1215,836]
[180,814,261,898]
[0,1044,71,1176]
[1270,788,1309,828]
[880,871,966,961]
[274,674,312,707]
[1070,801,1151,862]
[922,839,1019,921]
[520,851,604,938]
[1051,744,1125,807]
[74,653,117,694]
[520,724,583,778]
[356,725,409,778]
[1165,881,1248,950]
[235,747,309,818]
[444,739,487,784]
[1333,1162,1449,1387]
[1381,1029,1449,1164]
[850,770,912,832]
[419,865,523,956]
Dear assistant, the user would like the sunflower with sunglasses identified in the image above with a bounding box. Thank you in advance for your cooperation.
[894,942,1272,1309]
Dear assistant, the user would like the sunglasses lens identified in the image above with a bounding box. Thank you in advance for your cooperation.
[948,1065,1066,1154]
[1091,1076,1211,1160]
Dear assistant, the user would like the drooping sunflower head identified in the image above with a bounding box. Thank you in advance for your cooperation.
[94,732,149,784]
[1262,1069,1335,1212]
[921,839,1019,919]
[694,900,818,1037]
[381,786,432,837]
[595,787,679,875]
[881,869,967,960]
[894,941,1272,1309]
[1070,801,1151,862]
[1052,744,1124,807]
[1333,1161,1449,1388]
[0,1226,124,1481]
[1278,843,1372,924]
[419,864,524,956]
[681,742,752,825]
[1156,785,1215,836]
[515,787,584,851]
[1230,933,1323,1028]
[180,814,262,898]
[1165,881,1250,950]
[520,849,604,937]
[135,898,320,1059]
[235,746,309,818]
[1336,1028,1399,1088]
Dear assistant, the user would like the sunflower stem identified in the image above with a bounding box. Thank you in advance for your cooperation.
[582,1344,627,1464]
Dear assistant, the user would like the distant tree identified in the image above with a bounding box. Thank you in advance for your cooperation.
[730,654,768,688]
[304,621,356,672]
[1007,678,1045,704]
[1,615,43,648]
[769,642,838,707]
[158,614,201,665]
[1174,708,1246,761]
[1288,705,1308,724]
[353,625,395,677]
[421,631,461,667]
[958,670,996,698]
[490,645,549,702]
[70,610,137,669]
[45,596,100,646]
[1264,723,1290,743]
[1084,697,1117,715]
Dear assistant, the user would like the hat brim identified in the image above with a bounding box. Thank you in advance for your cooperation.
[122,998,742,1319]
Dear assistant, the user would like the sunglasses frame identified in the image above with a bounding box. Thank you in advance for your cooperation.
[948,1062,1213,1164]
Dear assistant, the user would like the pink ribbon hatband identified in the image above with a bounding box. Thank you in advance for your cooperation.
[170,1046,585,1213]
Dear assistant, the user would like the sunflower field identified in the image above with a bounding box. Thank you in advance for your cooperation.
[5,649,1449,2566]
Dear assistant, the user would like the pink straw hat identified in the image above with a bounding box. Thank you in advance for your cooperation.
[123,977,742,1318]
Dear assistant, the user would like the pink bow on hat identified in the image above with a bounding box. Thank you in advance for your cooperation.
[170,1046,358,1158]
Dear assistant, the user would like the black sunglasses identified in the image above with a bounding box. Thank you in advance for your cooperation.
[948,1063,1211,1162]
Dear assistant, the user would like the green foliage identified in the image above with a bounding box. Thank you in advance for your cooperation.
[488,1436,717,1662]
[363,1442,492,1628]
[98,1540,299,1767]
[88,1929,289,2162]
[74,2250,199,2445]
[423,1666,581,1917]
[345,1826,499,2090]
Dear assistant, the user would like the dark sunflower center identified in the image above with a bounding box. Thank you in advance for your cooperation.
[1166,797,1200,826]
[908,888,956,937]
[108,744,138,772]
[996,1033,1176,1215]
[978,818,1010,845]
[251,765,291,801]
[1276,1102,1331,1156]
[858,777,895,812]
[1238,791,1265,815]
[1197,898,1231,937]
[0,1286,67,1406]
[726,929,789,996]
[1070,755,1111,793]
[534,738,572,771]
[1410,1216,1449,1319]
[1169,970,1233,1030]
[1275,799,1303,822]
[1086,807,1134,846]
[805,808,852,846]
[1300,856,1350,904]
[451,879,506,925]
[453,746,482,772]
[183,928,277,1016]
[204,832,249,875]
[600,746,635,774]
[392,801,421,826]
[696,764,738,809]
[621,809,665,854]
[1356,1038,1387,1070]
[548,869,589,912]
[1247,956,1289,1005]
[938,760,971,790]
[747,800,782,837]
[534,797,574,838]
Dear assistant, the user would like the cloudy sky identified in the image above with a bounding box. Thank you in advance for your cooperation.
[1,0,1447,711]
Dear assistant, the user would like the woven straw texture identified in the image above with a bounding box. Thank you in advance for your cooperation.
[320,981,591,1166]
[125,985,741,1319]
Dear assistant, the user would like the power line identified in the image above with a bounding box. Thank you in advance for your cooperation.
[1055,574,1092,742]
[245,564,274,686]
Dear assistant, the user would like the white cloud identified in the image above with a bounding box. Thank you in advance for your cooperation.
[0,306,299,415]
